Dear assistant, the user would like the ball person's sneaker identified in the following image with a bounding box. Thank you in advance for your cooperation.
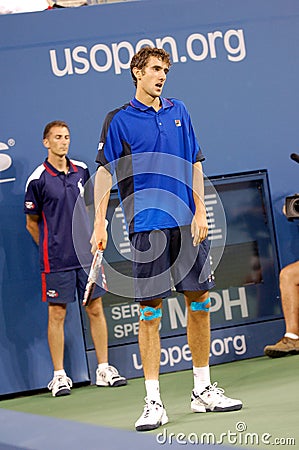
[191,383,243,412]
[47,374,72,397]
[96,365,127,387]
[135,398,169,432]
[264,336,299,358]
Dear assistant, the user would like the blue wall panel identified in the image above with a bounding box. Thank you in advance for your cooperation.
[87,319,286,381]
[0,0,298,395]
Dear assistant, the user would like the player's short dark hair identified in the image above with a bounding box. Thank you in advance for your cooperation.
[130,47,172,87]
[43,120,70,139]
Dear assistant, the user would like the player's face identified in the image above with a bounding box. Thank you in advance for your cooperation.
[43,126,70,158]
[135,56,169,101]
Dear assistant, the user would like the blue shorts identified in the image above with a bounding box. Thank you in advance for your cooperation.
[41,267,106,304]
[130,226,215,302]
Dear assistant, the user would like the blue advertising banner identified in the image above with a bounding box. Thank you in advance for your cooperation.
[87,319,286,382]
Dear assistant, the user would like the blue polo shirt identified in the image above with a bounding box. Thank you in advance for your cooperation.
[24,158,93,273]
[96,97,204,234]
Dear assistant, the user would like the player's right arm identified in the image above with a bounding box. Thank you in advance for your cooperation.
[93,108,126,252]
[92,166,112,252]
[26,214,40,245]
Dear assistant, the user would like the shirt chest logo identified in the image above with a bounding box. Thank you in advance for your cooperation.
[77,178,84,197]
[175,119,181,127]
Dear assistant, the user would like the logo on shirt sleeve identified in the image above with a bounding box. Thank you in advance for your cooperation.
[175,120,181,127]
[98,142,104,150]
[25,201,35,210]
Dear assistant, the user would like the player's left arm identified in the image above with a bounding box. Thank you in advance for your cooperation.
[191,161,208,246]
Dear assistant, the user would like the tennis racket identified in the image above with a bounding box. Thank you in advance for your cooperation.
[82,242,104,307]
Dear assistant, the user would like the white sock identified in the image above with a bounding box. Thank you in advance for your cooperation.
[145,380,161,403]
[54,369,66,377]
[285,332,299,339]
[98,363,109,371]
[193,365,211,394]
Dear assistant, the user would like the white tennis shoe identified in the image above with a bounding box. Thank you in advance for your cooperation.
[135,398,169,432]
[96,365,127,387]
[47,374,72,397]
[191,382,243,412]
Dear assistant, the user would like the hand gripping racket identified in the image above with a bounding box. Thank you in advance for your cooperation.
[82,242,104,307]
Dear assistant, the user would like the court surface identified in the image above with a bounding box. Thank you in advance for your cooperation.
[0,356,298,449]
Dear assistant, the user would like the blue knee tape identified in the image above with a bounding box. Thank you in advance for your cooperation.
[190,298,210,312]
[140,306,162,321]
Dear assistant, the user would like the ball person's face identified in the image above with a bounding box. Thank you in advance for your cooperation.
[43,126,70,158]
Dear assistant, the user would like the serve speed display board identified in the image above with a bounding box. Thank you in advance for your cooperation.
[81,170,281,349]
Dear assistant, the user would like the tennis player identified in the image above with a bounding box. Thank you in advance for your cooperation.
[24,120,126,397]
[93,47,242,431]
